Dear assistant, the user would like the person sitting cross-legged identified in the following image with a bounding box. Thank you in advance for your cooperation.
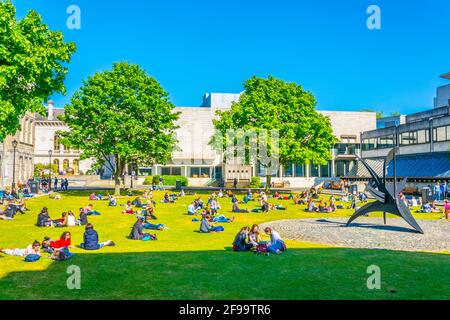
[264,227,287,254]
[129,217,157,241]
[80,223,115,250]
[232,226,251,252]
[199,214,224,233]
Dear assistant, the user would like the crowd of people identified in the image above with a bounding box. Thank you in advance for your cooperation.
[2,183,450,262]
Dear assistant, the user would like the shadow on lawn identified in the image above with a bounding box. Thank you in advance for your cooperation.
[1,247,450,300]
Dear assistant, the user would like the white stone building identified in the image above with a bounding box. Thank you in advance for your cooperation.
[0,113,35,189]
[33,100,93,175]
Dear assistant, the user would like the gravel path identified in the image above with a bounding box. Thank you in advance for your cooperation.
[261,218,450,253]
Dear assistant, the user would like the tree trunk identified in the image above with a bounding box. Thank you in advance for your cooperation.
[113,154,122,196]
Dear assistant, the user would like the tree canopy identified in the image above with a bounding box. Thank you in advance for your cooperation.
[0,0,76,141]
[210,76,337,177]
[59,62,179,195]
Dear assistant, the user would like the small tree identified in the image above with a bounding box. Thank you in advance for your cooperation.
[210,76,337,186]
[59,62,179,195]
[0,1,76,141]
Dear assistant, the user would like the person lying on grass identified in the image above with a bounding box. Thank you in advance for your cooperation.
[1,240,41,257]
[122,201,135,214]
[83,204,101,216]
[232,201,250,213]
[264,227,287,254]
[89,192,102,201]
[129,217,157,241]
[232,226,251,251]
[199,214,224,233]
[141,217,168,231]
[206,213,235,223]
[80,223,115,250]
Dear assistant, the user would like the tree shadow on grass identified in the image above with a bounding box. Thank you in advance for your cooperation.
[1,248,450,300]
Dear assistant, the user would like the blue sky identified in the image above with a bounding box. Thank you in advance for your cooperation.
[12,0,450,114]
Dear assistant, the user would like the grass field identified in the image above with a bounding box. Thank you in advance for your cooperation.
[0,190,449,300]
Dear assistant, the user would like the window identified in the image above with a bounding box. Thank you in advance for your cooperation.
[54,135,60,151]
[378,135,394,149]
[190,167,210,178]
[320,163,331,177]
[294,164,305,177]
[283,163,293,177]
[310,164,319,177]
[433,126,448,142]
[417,130,429,144]
[161,167,182,176]
[362,138,376,150]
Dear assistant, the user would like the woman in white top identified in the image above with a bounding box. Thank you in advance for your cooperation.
[65,211,77,227]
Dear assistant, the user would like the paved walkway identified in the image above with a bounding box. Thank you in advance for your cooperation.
[261,218,450,253]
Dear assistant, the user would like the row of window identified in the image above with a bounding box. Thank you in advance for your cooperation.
[362,125,450,150]
[258,160,356,178]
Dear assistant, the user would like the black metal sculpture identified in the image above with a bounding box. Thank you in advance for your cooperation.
[346,147,424,234]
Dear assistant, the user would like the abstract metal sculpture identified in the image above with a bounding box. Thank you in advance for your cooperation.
[346,146,424,234]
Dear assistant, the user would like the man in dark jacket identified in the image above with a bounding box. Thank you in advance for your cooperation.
[129,217,155,240]
[78,208,89,226]
[80,224,114,250]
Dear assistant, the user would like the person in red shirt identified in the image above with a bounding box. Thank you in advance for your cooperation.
[50,231,73,249]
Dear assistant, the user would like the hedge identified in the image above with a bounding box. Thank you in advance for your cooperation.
[143,175,188,187]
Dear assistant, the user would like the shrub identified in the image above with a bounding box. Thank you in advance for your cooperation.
[249,176,263,188]
[143,175,188,187]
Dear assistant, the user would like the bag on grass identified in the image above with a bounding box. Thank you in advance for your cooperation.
[24,254,41,262]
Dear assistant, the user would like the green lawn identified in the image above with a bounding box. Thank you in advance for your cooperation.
[0,190,449,300]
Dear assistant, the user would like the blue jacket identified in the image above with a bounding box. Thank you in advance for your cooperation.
[83,229,100,250]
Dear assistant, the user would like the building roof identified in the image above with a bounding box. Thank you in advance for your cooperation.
[347,152,450,179]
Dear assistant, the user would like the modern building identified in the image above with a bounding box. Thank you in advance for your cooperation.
[0,113,36,188]
[137,93,377,188]
[349,73,450,183]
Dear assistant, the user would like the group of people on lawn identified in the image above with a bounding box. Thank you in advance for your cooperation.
[232,225,286,255]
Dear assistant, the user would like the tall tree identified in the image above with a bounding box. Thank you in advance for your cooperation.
[210,76,337,186]
[59,62,179,195]
[0,0,76,141]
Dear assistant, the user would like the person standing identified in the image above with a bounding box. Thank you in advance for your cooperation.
[233,178,238,189]
[54,177,58,191]
[434,182,442,201]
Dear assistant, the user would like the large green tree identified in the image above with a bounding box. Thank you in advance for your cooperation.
[0,0,76,141]
[210,76,337,185]
[59,62,180,195]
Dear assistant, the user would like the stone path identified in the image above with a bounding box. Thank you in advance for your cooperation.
[261,218,450,252]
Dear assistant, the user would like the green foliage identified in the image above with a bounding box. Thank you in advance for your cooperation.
[0,1,76,141]
[249,176,263,188]
[59,62,180,195]
[210,76,338,168]
[143,175,188,186]
[34,163,58,177]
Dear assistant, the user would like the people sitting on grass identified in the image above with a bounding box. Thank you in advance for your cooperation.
[36,207,54,227]
[264,227,287,254]
[83,204,101,216]
[162,192,176,203]
[129,217,157,241]
[142,217,168,231]
[108,195,117,207]
[444,200,450,220]
[78,208,89,226]
[89,192,102,201]
[232,201,250,213]
[1,240,41,258]
[80,223,115,250]
[417,201,441,213]
[142,201,158,220]
[306,199,318,212]
[207,213,235,223]
[187,202,198,215]
[64,211,77,227]
[122,201,135,214]
[132,197,144,208]
[199,214,224,233]
[50,231,74,250]
[232,226,251,251]
[248,224,261,250]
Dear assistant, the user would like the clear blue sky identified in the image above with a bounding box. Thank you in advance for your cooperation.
[12,0,450,114]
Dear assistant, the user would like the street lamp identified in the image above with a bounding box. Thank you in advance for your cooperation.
[48,150,53,191]
[11,140,18,190]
